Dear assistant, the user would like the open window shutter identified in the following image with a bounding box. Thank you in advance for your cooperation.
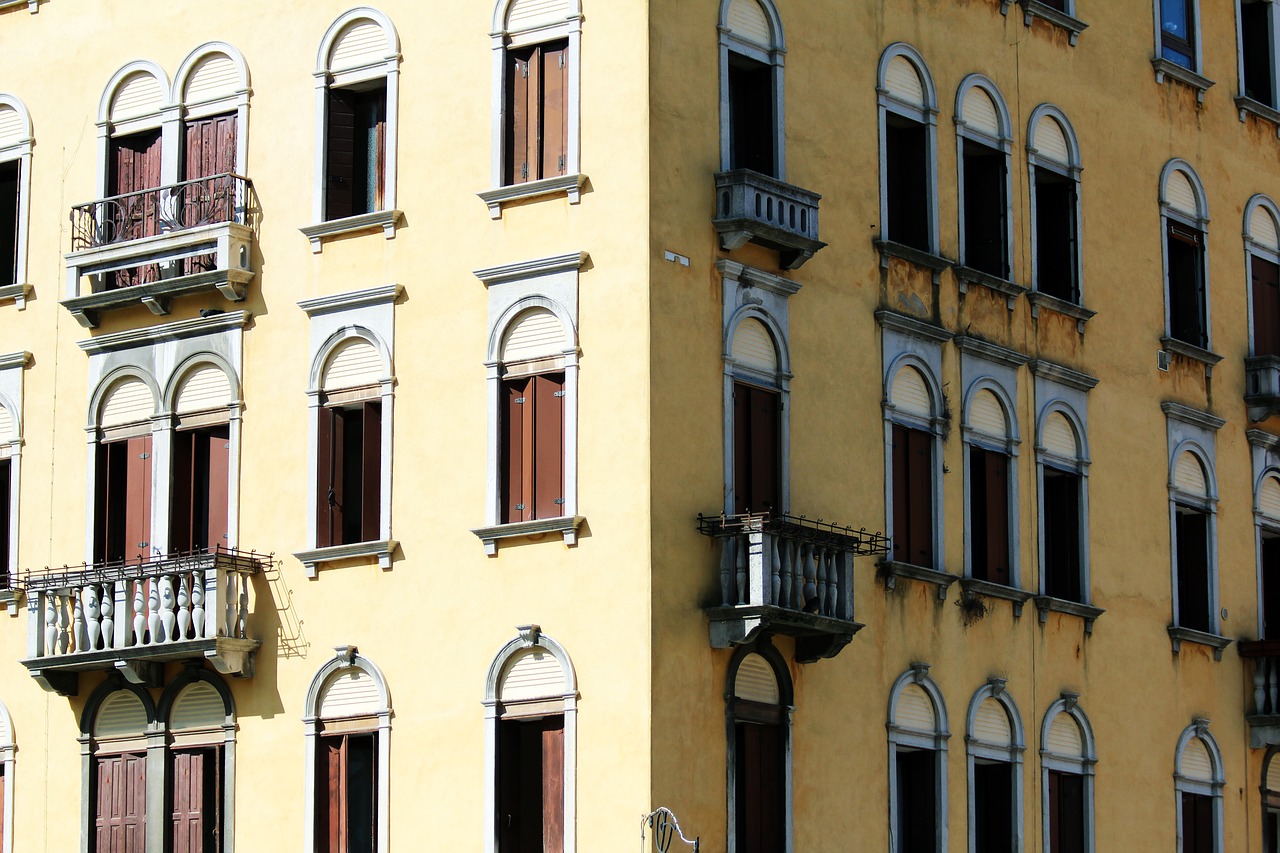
[533,374,565,519]
[316,406,338,548]
[326,90,356,220]
[125,435,152,559]
[507,47,534,184]
[749,387,779,514]
[94,443,112,563]
[170,431,195,553]
[892,425,910,562]
[734,384,750,515]
[908,428,933,566]
[1256,257,1280,356]
[361,402,381,541]
[497,722,521,853]
[503,378,528,523]
[541,41,568,178]
[542,718,565,853]
[206,427,230,551]
[373,89,387,211]
[321,736,344,852]
[170,750,204,853]
[0,459,10,584]
[985,451,1009,585]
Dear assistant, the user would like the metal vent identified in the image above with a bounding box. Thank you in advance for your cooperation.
[1158,350,1171,371]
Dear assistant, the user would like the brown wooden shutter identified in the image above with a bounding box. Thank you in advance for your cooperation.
[360,402,381,541]
[502,378,528,523]
[541,41,569,178]
[734,385,751,515]
[107,130,163,287]
[326,91,357,220]
[321,736,343,853]
[96,753,147,853]
[892,425,909,562]
[506,47,534,185]
[316,406,338,548]
[907,428,934,567]
[206,427,230,551]
[170,748,219,853]
[1255,257,1280,356]
[542,718,565,853]
[985,451,1009,585]
[735,722,784,853]
[371,90,387,212]
[533,374,565,519]
[124,435,152,560]
[749,387,779,515]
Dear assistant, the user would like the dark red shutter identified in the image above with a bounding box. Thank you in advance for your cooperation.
[170,749,213,853]
[361,402,381,541]
[502,378,528,523]
[985,451,1009,585]
[1264,536,1280,640]
[541,42,568,179]
[1255,257,1280,356]
[316,406,338,548]
[107,130,163,286]
[206,428,230,551]
[506,47,533,185]
[124,435,152,560]
[542,718,565,853]
[892,425,909,562]
[96,753,147,853]
[320,737,343,853]
[906,428,934,567]
[733,383,779,516]
[734,385,751,515]
[326,91,356,221]
[533,375,565,519]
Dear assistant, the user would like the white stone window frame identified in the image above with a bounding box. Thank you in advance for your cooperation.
[0,352,29,597]
[1152,0,1213,97]
[1245,194,1280,355]
[0,95,33,309]
[473,252,585,555]
[719,260,797,516]
[1159,159,1214,355]
[1039,696,1097,853]
[172,42,252,173]
[954,74,1016,284]
[296,284,400,575]
[1234,0,1280,122]
[1174,719,1225,853]
[1164,403,1225,648]
[480,0,585,218]
[959,352,1022,587]
[725,641,793,853]
[1025,104,1085,308]
[886,664,950,853]
[80,311,247,563]
[717,0,787,179]
[79,680,161,852]
[303,647,393,853]
[304,7,403,251]
[0,698,14,853]
[1000,0,1088,45]
[876,43,942,259]
[964,679,1025,853]
[482,625,578,853]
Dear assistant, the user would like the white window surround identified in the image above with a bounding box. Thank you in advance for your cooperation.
[0,698,14,853]
[725,641,793,853]
[1025,104,1089,321]
[80,312,246,563]
[481,0,585,218]
[482,625,578,853]
[719,260,796,515]
[296,284,401,575]
[886,664,949,853]
[472,252,586,555]
[1234,0,1280,126]
[1039,695,1096,853]
[1159,159,1215,358]
[717,0,787,178]
[876,42,941,260]
[954,74,1016,288]
[303,647,392,853]
[0,351,29,602]
[0,1,39,13]
[965,679,1025,853]
[1152,0,1214,98]
[0,95,32,309]
[1174,720,1225,853]
[1246,194,1280,355]
[304,7,403,251]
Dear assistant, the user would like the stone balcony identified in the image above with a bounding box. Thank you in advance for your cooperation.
[1246,356,1280,421]
[712,169,826,270]
[1238,640,1280,747]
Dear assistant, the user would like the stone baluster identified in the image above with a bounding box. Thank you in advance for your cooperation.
[100,582,115,651]
[83,585,101,652]
[44,593,58,656]
[816,548,830,616]
[768,534,781,606]
[146,580,160,645]
[792,542,805,607]
[1269,658,1280,715]
[191,571,206,639]
[238,570,249,638]
[801,543,817,610]
[778,538,794,609]
[176,575,191,641]
[132,582,146,647]
[72,591,86,654]
[734,533,747,606]
[159,575,176,643]
[719,537,734,607]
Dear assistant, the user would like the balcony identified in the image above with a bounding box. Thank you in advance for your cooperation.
[19,547,265,696]
[1246,356,1280,421]
[63,173,258,328]
[697,512,889,663]
[1238,641,1280,747]
[712,170,826,270]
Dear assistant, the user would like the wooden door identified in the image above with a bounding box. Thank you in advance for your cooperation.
[735,722,784,853]
[171,747,220,853]
[107,130,162,287]
[95,753,146,853]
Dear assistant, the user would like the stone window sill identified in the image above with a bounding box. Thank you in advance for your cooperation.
[874,239,951,284]
[878,560,959,600]
[300,209,404,253]
[1033,595,1104,634]
[1027,291,1095,334]
[1237,96,1280,133]
[0,283,30,310]
[472,516,584,556]
[1160,336,1224,373]
[295,539,398,577]
[478,174,586,219]
[1168,625,1232,660]
[1151,58,1214,103]
[959,577,1033,617]
[1006,0,1087,45]
[953,265,1025,310]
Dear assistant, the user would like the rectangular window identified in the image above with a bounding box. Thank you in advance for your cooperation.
[0,159,18,286]
[95,753,147,853]
[1243,1,1275,105]
[734,722,784,853]
[727,52,776,177]
[170,747,221,853]
[1253,256,1280,356]
[504,40,569,186]
[1034,168,1079,303]
[895,749,936,853]
[1167,221,1207,347]
[885,116,930,252]
[317,733,376,853]
[1263,534,1280,640]
[733,382,780,515]
[962,141,1008,279]
[1042,469,1082,602]
[169,425,229,555]
[973,761,1013,853]
[316,401,381,547]
[1047,770,1085,853]
[1176,508,1212,632]
[325,85,387,221]
[970,447,1010,586]
[1160,0,1197,69]
[1181,791,1214,853]
[0,458,10,588]
[497,716,564,853]
[892,424,934,567]
[94,436,152,565]
[501,373,565,524]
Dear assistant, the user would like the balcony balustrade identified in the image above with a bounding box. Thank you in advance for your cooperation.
[1238,640,1280,746]
[712,169,826,270]
[62,173,258,328]
[697,512,889,662]
[19,547,265,696]
[1245,355,1280,421]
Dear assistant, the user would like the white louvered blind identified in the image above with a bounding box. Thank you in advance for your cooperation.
[969,389,1007,438]
[0,407,14,443]
[170,682,224,730]
[892,366,931,417]
[101,378,153,427]
[185,54,239,105]
[1267,756,1280,793]
[962,87,1000,137]
[1046,712,1083,757]
[1166,170,1199,217]
[176,365,232,414]
[507,0,572,32]
[731,319,777,373]
[1034,115,1070,165]
[500,649,565,702]
[1260,477,1280,520]
[111,73,165,122]
[502,309,567,363]
[894,683,936,732]
[972,697,1012,745]
[726,0,772,47]
[330,20,387,71]
[1173,451,1208,496]
[1041,412,1077,458]
[1180,737,1214,782]
[884,56,925,108]
[95,691,147,737]
[319,667,382,718]
[1252,206,1280,252]
[734,654,779,704]
[0,106,24,148]
[323,339,382,391]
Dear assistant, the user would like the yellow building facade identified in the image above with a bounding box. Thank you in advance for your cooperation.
[0,0,1278,851]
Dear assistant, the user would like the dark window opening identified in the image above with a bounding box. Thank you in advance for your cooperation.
[885,116,930,252]
[317,400,381,547]
[1034,168,1079,303]
[94,752,147,853]
[970,447,1010,585]
[733,382,780,515]
[504,40,569,186]
[94,435,152,565]
[1181,791,1215,853]
[973,760,1014,853]
[169,425,230,554]
[892,424,934,567]
[727,52,776,177]
[325,84,387,220]
[1041,0,1068,10]
[1266,805,1280,853]
[0,458,10,588]
[895,749,937,853]
[317,732,376,853]
[1167,221,1207,347]
[169,746,221,853]
[0,160,18,286]
[962,140,1008,279]
[1176,507,1212,633]
[1042,468,1082,602]
[735,721,784,853]
[501,372,565,524]
[1253,256,1280,356]
[1243,2,1275,105]
[1160,0,1196,69]
[1262,534,1280,640]
[498,716,565,853]
[1047,770,1085,853]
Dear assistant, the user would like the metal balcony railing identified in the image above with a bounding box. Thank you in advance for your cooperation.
[69,173,256,253]
[712,169,826,270]
[1237,640,1280,747]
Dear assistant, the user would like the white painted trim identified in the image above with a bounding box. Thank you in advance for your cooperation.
[0,95,33,304]
[724,642,793,853]
[1173,721,1224,853]
[0,698,14,853]
[1166,413,1222,634]
[1039,698,1096,853]
[876,43,940,253]
[964,682,1025,853]
[1026,104,1083,304]
[1160,159,1213,348]
[887,665,949,852]
[954,74,1014,280]
[960,371,1021,586]
[717,0,787,177]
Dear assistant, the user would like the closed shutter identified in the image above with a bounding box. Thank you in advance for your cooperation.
[733,383,779,515]
[507,0,572,32]
[316,406,340,548]
[1166,170,1199,216]
[182,114,237,264]
[110,74,164,123]
[0,106,24,148]
[984,450,1010,585]
[1181,737,1214,782]
[734,654,780,704]
[122,435,152,560]
[502,309,566,364]
[725,0,772,47]
[502,378,527,523]
[1263,478,1280,521]
[170,747,219,853]
[891,366,931,417]
[502,373,565,523]
[963,86,1001,137]
[319,667,381,718]
[1255,257,1280,356]
[731,318,778,373]
[1046,713,1083,757]
[735,721,784,853]
[972,697,1011,745]
[330,21,386,71]
[1254,206,1280,252]
[96,753,147,853]
[500,649,564,703]
[101,379,154,428]
[1173,451,1208,496]
[884,56,925,107]
[108,129,163,287]
[1034,114,1071,166]
[360,402,381,541]
[1041,412,1078,458]
[184,54,239,106]
[893,424,934,566]
[507,46,534,185]
[0,459,10,585]
[893,683,936,732]
[170,682,224,731]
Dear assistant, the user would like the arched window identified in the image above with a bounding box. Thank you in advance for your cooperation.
[887,664,949,853]
[1246,195,1280,357]
[0,351,27,589]
[1036,405,1090,606]
[0,95,32,308]
[91,372,160,564]
[304,648,392,853]
[726,314,784,515]
[955,75,1014,283]
[1160,160,1211,351]
[1174,720,1223,853]
[718,0,785,178]
[81,682,157,852]
[964,384,1018,587]
[885,359,943,569]
[157,670,237,852]
[483,626,577,853]
[1027,105,1083,306]
[164,359,238,555]
[1040,695,1096,853]
[726,643,792,853]
[877,44,938,255]
[966,680,1024,852]
[1169,446,1218,636]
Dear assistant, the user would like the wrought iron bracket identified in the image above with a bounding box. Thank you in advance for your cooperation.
[641,807,699,853]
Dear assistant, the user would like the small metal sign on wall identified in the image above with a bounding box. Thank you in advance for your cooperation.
[641,807,699,853]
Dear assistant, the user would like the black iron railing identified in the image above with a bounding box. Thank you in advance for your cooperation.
[68,173,257,252]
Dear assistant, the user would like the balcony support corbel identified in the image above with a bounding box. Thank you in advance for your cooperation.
[29,668,78,696]
[115,659,162,688]
[205,638,258,679]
